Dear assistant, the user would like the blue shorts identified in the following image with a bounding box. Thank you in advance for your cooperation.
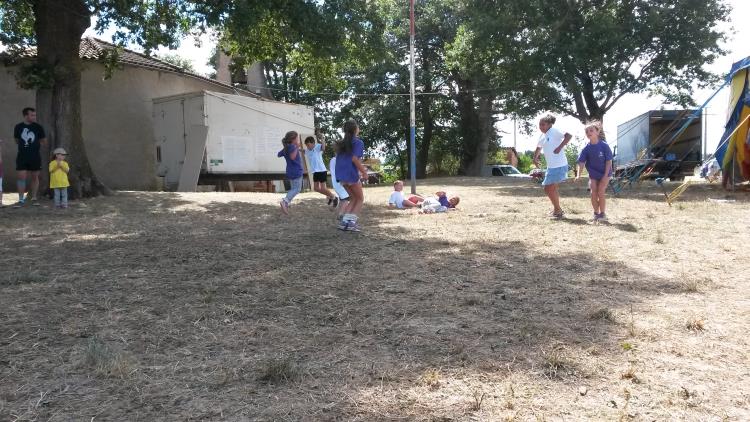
[542,165,568,186]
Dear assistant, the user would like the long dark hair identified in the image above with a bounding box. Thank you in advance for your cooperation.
[281,131,298,156]
[338,119,359,154]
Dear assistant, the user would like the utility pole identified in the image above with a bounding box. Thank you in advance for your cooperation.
[409,0,417,194]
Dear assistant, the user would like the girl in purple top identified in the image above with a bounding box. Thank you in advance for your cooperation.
[334,119,368,232]
[575,121,613,222]
[277,131,303,215]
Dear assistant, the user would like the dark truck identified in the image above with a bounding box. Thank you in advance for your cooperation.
[614,110,703,181]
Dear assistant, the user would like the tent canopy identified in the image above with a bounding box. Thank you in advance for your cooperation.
[715,56,750,181]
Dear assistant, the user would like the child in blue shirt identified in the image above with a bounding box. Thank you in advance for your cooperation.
[277,131,303,215]
[334,120,368,232]
[575,122,613,221]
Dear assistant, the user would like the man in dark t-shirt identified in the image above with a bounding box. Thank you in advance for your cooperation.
[13,107,47,207]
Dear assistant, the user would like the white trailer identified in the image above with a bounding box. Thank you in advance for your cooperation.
[152,91,315,191]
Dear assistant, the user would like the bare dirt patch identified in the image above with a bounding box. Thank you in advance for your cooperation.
[1,177,749,420]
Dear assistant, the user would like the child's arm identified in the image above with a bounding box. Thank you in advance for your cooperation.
[575,162,584,181]
[554,132,572,154]
[61,161,70,174]
[288,146,298,161]
[317,131,326,152]
[352,156,368,179]
[603,160,612,179]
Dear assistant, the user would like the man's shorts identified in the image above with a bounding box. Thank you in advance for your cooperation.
[542,165,568,186]
[313,171,328,183]
[16,153,42,171]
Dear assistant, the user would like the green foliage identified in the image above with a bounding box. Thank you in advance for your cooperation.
[471,0,730,122]
[516,152,533,174]
[157,53,196,73]
[565,138,583,171]
[14,61,55,89]
[0,0,34,48]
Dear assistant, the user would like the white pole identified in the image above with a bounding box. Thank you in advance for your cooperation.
[409,0,417,194]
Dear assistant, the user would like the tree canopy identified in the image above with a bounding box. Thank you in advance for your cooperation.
[0,0,734,189]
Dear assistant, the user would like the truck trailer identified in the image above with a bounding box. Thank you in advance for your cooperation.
[153,91,315,191]
[614,110,703,181]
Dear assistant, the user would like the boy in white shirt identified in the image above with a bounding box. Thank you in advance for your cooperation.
[303,131,338,207]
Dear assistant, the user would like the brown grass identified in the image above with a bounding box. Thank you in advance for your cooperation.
[1,177,749,420]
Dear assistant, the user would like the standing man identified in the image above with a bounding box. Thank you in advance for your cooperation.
[14,107,47,207]
[533,114,571,219]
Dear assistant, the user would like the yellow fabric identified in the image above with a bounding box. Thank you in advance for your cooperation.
[727,69,746,117]
[49,160,70,189]
[723,69,750,171]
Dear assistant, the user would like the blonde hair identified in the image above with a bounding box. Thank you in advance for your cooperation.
[584,120,606,139]
[584,120,601,132]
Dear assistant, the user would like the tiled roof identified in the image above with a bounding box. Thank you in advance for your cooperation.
[2,37,256,96]
[79,37,186,73]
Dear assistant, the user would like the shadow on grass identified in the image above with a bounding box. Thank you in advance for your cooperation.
[0,191,683,420]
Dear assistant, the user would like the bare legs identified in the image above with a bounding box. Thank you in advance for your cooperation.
[543,183,562,214]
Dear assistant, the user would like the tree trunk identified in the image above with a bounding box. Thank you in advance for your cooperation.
[34,0,109,198]
[455,82,480,175]
[417,102,433,179]
[416,52,433,179]
[454,78,495,176]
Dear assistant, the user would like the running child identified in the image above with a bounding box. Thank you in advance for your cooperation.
[334,119,368,232]
[304,130,338,207]
[575,121,613,222]
[277,131,303,215]
[49,147,70,209]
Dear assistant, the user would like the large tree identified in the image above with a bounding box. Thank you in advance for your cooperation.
[472,0,731,124]
[0,0,367,196]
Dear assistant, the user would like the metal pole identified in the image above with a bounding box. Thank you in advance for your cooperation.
[702,107,707,160]
[513,116,517,150]
[409,0,417,194]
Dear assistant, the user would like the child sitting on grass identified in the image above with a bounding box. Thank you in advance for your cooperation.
[388,180,423,209]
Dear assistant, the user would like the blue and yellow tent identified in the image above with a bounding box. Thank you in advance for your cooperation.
[715,57,750,184]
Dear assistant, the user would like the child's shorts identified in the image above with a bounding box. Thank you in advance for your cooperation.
[542,165,568,186]
[313,171,328,183]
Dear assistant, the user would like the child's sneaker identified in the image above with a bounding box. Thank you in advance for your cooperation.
[13,200,25,208]
[345,222,362,232]
[337,220,349,230]
[30,198,40,206]
[279,199,289,215]
[596,213,607,222]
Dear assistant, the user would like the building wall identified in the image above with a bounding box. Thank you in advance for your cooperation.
[1,62,242,191]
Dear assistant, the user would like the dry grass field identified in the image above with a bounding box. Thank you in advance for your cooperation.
[1,177,749,421]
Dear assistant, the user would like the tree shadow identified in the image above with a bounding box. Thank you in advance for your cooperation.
[0,191,690,420]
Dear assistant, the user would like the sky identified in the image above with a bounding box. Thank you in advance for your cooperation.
[82,0,750,156]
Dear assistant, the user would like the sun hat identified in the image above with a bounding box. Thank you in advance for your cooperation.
[53,147,67,155]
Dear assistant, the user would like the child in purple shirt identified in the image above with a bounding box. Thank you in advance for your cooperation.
[277,131,303,215]
[575,122,613,222]
[334,119,368,232]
